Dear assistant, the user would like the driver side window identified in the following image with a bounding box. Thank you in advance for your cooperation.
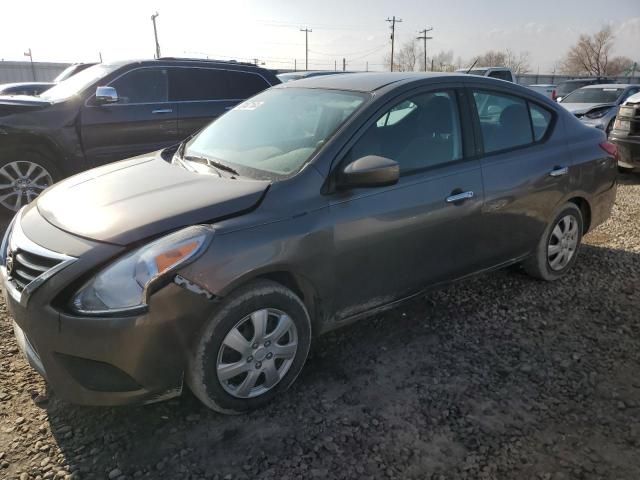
[348,90,463,174]
[109,68,168,104]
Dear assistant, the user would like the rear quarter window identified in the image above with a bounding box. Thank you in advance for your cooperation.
[529,103,553,141]
[226,71,271,99]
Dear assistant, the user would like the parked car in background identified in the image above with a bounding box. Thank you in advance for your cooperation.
[559,84,640,134]
[554,78,614,102]
[610,91,640,172]
[0,82,57,96]
[2,72,617,413]
[455,66,515,83]
[0,63,98,97]
[527,84,556,100]
[277,70,351,83]
[0,58,279,213]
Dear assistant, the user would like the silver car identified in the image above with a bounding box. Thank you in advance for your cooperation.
[559,84,640,135]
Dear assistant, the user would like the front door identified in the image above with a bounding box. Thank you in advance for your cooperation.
[80,67,178,166]
[328,88,486,320]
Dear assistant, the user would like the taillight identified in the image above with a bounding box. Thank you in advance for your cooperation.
[551,89,557,101]
[599,141,618,160]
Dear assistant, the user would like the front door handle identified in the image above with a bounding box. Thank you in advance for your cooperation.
[549,166,568,177]
[152,108,173,114]
[446,191,474,203]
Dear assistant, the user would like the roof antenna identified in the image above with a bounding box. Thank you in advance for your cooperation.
[466,58,478,74]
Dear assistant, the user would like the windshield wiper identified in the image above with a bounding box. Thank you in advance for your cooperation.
[183,154,240,177]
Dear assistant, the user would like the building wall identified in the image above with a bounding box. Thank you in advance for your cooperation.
[0,61,70,83]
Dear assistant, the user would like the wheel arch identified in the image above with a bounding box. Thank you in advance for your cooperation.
[1,133,69,176]
[218,268,324,335]
[566,196,592,234]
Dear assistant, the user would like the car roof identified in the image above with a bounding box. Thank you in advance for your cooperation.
[580,84,639,89]
[100,58,268,71]
[560,78,609,83]
[276,72,468,92]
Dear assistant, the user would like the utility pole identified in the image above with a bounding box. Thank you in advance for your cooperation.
[342,58,346,72]
[300,28,312,71]
[98,51,103,63]
[366,61,369,72]
[294,59,297,71]
[416,27,433,72]
[386,16,402,72]
[151,12,161,59]
[334,60,337,71]
[24,48,36,81]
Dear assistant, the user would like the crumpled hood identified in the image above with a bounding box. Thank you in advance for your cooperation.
[560,102,615,115]
[36,154,270,245]
[0,95,52,117]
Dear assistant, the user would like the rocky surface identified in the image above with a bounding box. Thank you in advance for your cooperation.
[0,174,639,479]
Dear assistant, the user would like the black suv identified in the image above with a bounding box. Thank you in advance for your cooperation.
[0,58,280,213]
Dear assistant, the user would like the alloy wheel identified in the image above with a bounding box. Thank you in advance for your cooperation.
[0,161,53,211]
[216,308,298,399]
[547,214,579,271]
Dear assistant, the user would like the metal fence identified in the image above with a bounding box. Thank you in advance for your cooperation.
[0,61,70,83]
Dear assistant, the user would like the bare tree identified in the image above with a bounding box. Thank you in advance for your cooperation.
[383,39,418,72]
[470,49,530,73]
[429,50,454,71]
[560,26,617,76]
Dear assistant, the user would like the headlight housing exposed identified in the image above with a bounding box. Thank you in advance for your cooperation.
[72,225,213,314]
[585,106,612,119]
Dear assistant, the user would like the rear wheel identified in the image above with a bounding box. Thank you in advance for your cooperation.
[523,203,583,281]
[187,279,311,414]
[0,148,61,215]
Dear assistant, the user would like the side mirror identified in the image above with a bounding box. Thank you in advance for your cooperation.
[337,155,399,189]
[95,86,118,104]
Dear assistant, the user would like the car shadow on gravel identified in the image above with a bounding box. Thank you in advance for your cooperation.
[35,241,640,480]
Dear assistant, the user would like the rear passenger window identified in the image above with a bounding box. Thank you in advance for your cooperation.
[169,68,229,101]
[226,71,270,99]
[473,91,533,153]
[348,90,463,174]
[529,103,552,141]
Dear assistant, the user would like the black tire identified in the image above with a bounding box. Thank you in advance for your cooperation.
[618,165,635,174]
[523,203,583,281]
[187,279,312,414]
[0,147,62,216]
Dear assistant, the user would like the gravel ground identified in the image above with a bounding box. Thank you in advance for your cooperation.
[0,175,639,480]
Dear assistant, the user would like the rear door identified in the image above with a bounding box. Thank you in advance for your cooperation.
[327,86,487,320]
[469,86,570,264]
[171,68,273,138]
[80,67,179,165]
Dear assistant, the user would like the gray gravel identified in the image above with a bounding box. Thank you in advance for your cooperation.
[1,174,639,480]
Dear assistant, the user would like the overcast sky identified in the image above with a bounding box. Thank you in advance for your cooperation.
[1,0,638,72]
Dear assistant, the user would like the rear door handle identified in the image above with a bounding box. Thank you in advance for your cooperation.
[549,166,568,177]
[152,108,173,114]
[446,191,474,203]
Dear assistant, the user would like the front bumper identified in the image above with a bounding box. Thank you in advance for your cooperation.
[1,207,215,407]
[4,269,213,406]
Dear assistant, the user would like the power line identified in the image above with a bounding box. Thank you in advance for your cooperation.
[300,28,312,71]
[417,27,433,72]
[386,16,402,72]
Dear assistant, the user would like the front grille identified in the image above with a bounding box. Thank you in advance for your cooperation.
[2,209,75,304]
[8,249,63,292]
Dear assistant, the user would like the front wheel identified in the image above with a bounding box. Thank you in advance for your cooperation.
[187,279,311,414]
[0,148,60,215]
[523,203,583,281]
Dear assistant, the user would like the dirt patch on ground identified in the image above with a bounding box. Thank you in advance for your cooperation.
[1,175,639,480]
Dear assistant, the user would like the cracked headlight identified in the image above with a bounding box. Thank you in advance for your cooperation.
[72,225,213,314]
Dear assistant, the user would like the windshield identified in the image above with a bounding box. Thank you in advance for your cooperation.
[556,81,590,96]
[184,88,367,178]
[41,64,119,102]
[560,87,624,104]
